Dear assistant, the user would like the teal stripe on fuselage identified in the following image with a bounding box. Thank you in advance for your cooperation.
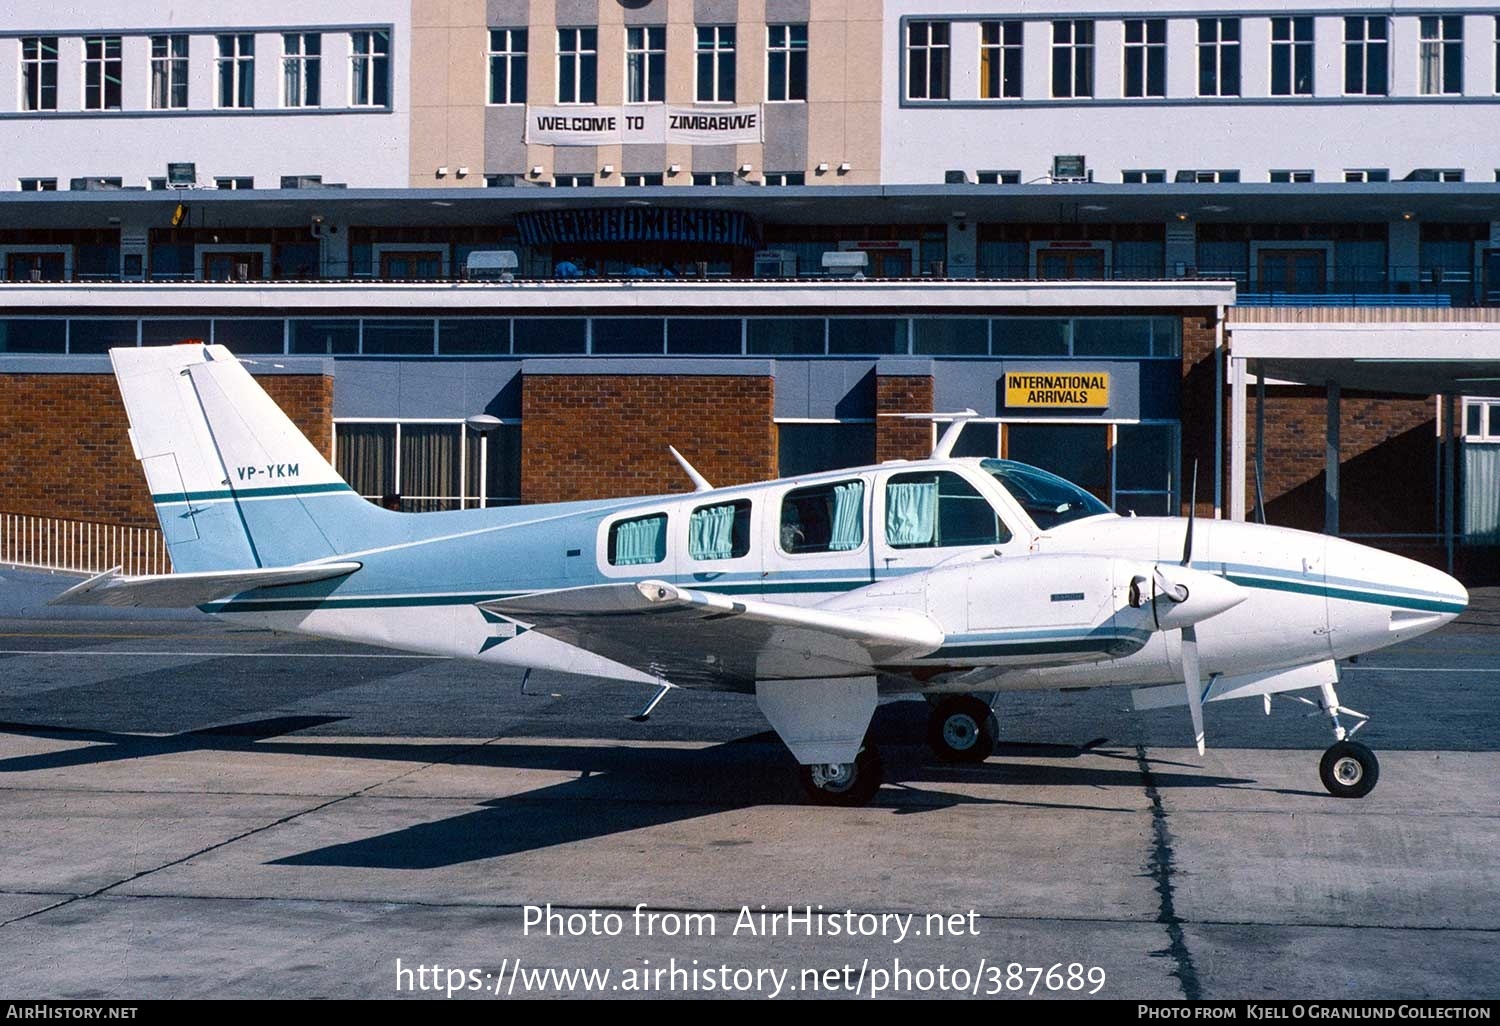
[153,483,354,504]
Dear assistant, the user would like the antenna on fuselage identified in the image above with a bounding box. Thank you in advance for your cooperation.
[883,409,981,460]
[668,446,713,492]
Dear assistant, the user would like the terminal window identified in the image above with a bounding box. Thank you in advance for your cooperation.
[83,35,123,110]
[1270,17,1313,96]
[980,20,1023,99]
[696,25,737,103]
[906,21,950,100]
[217,34,255,108]
[1419,16,1463,95]
[1197,18,1240,97]
[350,30,391,107]
[151,35,190,110]
[1344,17,1388,96]
[626,25,666,103]
[282,33,321,108]
[1052,20,1094,99]
[766,23,808,102]
[1123,19,1165,98]
[488,29,528,105]
[557,28,598,104]
[21,36,58,112]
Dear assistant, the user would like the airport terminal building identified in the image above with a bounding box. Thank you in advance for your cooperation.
[3,0,1500,578]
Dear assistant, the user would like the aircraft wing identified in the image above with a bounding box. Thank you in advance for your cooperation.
[49,562,362,608]
[479,580,944,688]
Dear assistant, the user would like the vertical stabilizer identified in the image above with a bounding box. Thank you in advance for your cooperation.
[111,345,374,572]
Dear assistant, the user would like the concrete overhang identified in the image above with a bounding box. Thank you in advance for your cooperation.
[4,183,1499,229]
[0,278,1236,314]
[1230,318,1500,394]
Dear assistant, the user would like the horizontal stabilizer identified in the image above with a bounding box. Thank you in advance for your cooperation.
[49,562,361,609]
[480,580,944,688]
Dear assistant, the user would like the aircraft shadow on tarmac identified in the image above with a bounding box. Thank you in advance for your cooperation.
[0,712,1255,870]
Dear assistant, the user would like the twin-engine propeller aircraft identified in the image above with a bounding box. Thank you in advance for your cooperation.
[55,344,1468,805]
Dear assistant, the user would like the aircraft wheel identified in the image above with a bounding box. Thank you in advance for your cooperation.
[927,695,997,764]
[800,743,884,806]
[1319,740,1379,799]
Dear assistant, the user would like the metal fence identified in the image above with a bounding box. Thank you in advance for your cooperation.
[0,512,171,577]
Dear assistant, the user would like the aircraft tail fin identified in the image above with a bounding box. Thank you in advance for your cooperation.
[111,344,376,573]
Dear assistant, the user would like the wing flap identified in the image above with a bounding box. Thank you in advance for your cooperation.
[49,561,361,609]
[480,581,943,688]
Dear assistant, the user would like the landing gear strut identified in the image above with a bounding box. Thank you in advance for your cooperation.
[927,695,998,764]
[799,742,884,806]
[1315,681,1378,798]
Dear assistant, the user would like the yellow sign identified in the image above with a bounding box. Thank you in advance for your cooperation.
[1004,372,1110,409]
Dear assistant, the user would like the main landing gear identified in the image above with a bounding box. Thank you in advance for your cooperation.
[799,741,884,806]
[1288,680,1379,798]
[926,694,999,764]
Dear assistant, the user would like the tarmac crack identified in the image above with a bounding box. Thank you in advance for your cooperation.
[0,733,510,930]
[1136,743,1202,1001]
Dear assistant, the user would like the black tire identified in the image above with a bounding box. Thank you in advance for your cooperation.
[927,695,998,764]
[799,743,884,806]
[1320,740,1379,799]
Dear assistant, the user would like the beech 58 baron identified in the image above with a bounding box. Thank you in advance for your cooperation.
[56,344,1468,806]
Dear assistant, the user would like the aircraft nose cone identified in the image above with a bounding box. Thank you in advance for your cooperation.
[1327,537,1468,631]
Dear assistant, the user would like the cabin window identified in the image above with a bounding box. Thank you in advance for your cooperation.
[780,481,865,554]
[885,471,1010,549]
[609,513,667,565]
[688,499,751,560]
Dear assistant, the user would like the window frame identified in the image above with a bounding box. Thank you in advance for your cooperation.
[83,34,124,111]
[281,32,322,108]
[1419,15,1463,96]
[1122,18,1165,99]
[150,34,190,110]
[695,24,737,103]
[1270,15,1313,97]
[21,36,59,112]
[1051,19,1095,99]
[905,20,950,101]
[625,24,665,104]
[778,479,868,557]
[980,20,1023,99]
[766,23,808,102]
[1343,16,1388,97]
[556,26,598,104]
[216,33,256,109]
[349,29,391,107]
[487,28,528,106]
[1196,17,1240,98]
[607,511,670,568]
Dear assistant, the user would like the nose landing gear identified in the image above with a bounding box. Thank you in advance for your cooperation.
[1308,680,1378,798]
[926,694,999,764]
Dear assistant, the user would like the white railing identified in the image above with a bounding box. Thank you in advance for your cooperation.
[0,513,171,577]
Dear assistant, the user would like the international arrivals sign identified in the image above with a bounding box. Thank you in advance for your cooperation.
[1004,372,1111,409]
[525,105,764,146]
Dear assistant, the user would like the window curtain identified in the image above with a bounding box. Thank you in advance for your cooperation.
[886,481,938,546]
[1464,445,1500,543]
[400,423,461,511]
[616,516,666,565]
[689,504,737,560]
[1419,42,1440,93]
[829,481,865,551]
[334,423,395,499]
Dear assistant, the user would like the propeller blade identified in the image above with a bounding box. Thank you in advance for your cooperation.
[1181,460,1199,567]
[1181,625,1205,756]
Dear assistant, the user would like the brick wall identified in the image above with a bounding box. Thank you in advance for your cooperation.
[1252,386,1437,535]
[874,374,934,462]
[1179,313,1221,519]
[0,373,334,530]
[520,374,777,504]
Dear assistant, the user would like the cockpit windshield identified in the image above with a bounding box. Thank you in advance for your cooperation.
[981,459,1112,530]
